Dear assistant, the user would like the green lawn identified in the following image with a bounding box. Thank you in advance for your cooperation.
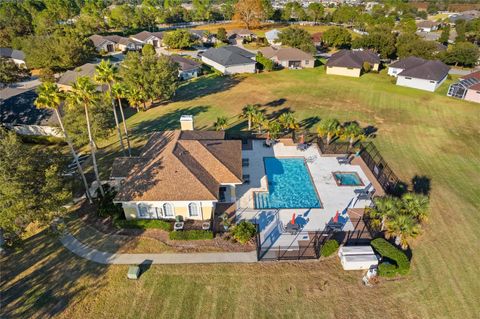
[2,68,480,318]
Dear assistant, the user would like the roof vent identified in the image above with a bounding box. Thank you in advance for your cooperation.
[180,115,194,131]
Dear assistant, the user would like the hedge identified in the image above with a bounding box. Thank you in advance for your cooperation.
[168,230,213,240]
[321,239,339,257]
[232,221,256,244]
[114,219,172,231]
[371,238,410,277]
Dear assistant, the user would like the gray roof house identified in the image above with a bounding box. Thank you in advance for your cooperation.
[130,31,164,48]
[89,34,141,53]
[260,47,314,69]
[388,57,450,92]
[169,55,202,80]
[0,47,26,66]
[57,63,105,91]
[326,50,380,77]
[201,46,256,74]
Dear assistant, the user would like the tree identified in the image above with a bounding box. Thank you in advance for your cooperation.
[440,42,480,67]
[266,120,281,140]
[126,87,145,112]
[163,29,196,49]
[193,0,212,21]
[438,24,450,45]
[339,122,365,147]
[35,82,92,203]
[256,52,274,71]
[213,116,228,130]
[322,26,352,49]
[261,0,274,20]
[142,44,156,57]
[241,104,259,130]
[352,32,396,58]
[252,111,266,133]
[95,60,126,156]
[385,214,421,250]
[0,2,33,46]
[66,76,104,197]
[307,3,324,24]
[398,17,417,34]
[233,0,265,30]
[0,128,69,245]
[396,33,437,59]
[107,4,136,29]
[278,27,316,54]
[278,112,299,134]
[282,2,306,22]
[0,58,30,86]
[455,19,466,42]
[111,83,131,156]
[217,27,227,42]
[317,118,340,145]
[332,5,358,25]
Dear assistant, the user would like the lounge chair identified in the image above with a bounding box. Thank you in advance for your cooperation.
[357,189,375,200]
[297,143,308,151]
[337,155,352,165]
[354,183,372,195]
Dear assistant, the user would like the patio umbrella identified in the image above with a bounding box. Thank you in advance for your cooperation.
[333,211,339,223]
[291,213,296,225]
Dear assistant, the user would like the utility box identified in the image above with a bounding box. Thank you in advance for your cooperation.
[127,265,140,280]
[180,115,194,131]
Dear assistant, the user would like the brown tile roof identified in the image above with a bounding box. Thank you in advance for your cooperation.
[461,70,480,81]
[114,130,242,202]
[326,50,380,69]
[468,83,480,91]
[260,47,313,61]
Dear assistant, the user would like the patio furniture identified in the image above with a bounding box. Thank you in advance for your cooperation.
[127,265,140,280]
[285,222,300,234]
[357,189,375,201]
[337,155,352,165]
[354,183,372,195]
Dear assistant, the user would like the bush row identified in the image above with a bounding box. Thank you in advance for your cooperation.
[371,238,410,277]
[114,219,172,231]
[168,230,214,240]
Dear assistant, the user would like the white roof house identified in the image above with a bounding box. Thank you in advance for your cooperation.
[265,29,281,45]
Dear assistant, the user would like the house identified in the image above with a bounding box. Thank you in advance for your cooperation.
[389,57,450,92]
[112,115,243,221]
[201,46,256,74]
[89,35,116,53]
[169,55,202,80]
[326,50,380,77]
[447,70,480,103]
[265,29,281,45]
[130,31,164,48]
[450,10,480,23]
[89,34,141,53]
[416,20,440,33]
[57,63,104,91]
[227,29,256,44]
[188,29,216,44]
[311,32,323,47]
[0,48,26,67]
[259,47,314,69]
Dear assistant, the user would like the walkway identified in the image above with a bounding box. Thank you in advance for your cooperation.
[60,233,258,265]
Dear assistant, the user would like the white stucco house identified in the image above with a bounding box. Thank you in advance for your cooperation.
[89,35,141,53]
[416,20,441,33]
[389,57,450,92]
[201,46,256,74]
[265,29,281,45]
[130,31,164,48]
[259,47,315,69]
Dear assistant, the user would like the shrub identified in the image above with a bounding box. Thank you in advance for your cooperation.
[320,239,339,257]
[169,230,214,240]
[96,185,123,218]
[256,53,274,71]
[371,238,410,277]
[114,219,172,231]
[231,221,256,244]
[363,62,372,73]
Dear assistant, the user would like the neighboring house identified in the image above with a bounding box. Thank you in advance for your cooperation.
[265,29,281,45]
[89,35,116,53]
[201,46,256,74]
[89,34,142,53]
[389,57,450,92]
[0,90,60,137]
[112,115,243,221]
[259,47,314,69]
[447,70,480,103]
[416,20,440,32]
[227,29,256,44]
[188,29,216,44]
[57,63,104,91]
[326,50,380,77]
[169,55,202,80]
[450,10,480,23]
[130,31,164,48]
[311,32,323,47]
[0,48,26,67]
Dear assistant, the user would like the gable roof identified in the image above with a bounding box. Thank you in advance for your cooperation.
[389,56,427,70]
[131,31,163,42]
[202,46,255,67]
[228,29,254,37]
[326,50,380,69]
[398,60,450,81]
[0,47,25,61]
[88,35,114,48]
[460,70,480,81]
[416,20,438,28]
[104,35,135,46]
[265,29,280,40]
[57,63,106,90]
[260,47,313,61]
[113,130,242,202]
[169,55,201,72]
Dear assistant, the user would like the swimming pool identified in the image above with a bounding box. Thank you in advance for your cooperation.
[333,172,364,186]
[255,157,322,209]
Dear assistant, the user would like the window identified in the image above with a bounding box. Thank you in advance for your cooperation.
[188,202,199,217]
[305,60,309,65]
[430,81,435,83]
[138,204,148,218]
[163,203,174,217]
[405,77,412,80]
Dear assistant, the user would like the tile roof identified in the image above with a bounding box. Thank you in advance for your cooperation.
[131,31,163,42]
[260,47,313,61]
[57,63,104,89]
[389,56,427,70]
[110,157,147,179]
[326,50,380,69]
[397,60,450,81]
[469,83,480,91]
[0,47,25,60]
[88,35,114,47]
[202,45,255,67]
[460,70,480,81]
[114,130,242,202]
[169,55,201,72]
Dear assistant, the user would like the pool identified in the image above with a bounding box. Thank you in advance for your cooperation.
[255,157,322,209]
[333,172,364,186]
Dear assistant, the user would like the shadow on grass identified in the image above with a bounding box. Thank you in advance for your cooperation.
[172,75,242,102]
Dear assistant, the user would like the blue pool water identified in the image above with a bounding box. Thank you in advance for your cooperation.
[333,172,363,186]
[255,157,322,209]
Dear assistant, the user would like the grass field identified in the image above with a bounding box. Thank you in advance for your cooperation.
[2,68,480,318]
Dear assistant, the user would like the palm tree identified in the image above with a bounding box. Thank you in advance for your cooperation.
[368,196,400,231]
[339,122,365,147]
[384,214,421,250]
[126,87,143,113]
[400,193,429,223]
[67,76,105,197]
[213,116,228,131]
[278,112,300,140]
[111,82,131,156]
[267,120,282,140]
[94,59,125,156]
[252,111,266,134]
[35,82,93,203]
[317,118,340,145]
[240,104,258,131]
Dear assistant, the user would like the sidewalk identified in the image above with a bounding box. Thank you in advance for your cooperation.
[60,232,258,265]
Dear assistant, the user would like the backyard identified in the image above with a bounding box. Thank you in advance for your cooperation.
[2,67,480,318]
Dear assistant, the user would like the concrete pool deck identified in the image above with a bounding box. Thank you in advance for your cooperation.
[235,140,374,245]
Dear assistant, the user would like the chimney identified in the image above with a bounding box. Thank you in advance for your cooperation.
[180,115,194,131]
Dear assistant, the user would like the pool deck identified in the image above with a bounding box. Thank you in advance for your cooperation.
[236,140,375,247]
